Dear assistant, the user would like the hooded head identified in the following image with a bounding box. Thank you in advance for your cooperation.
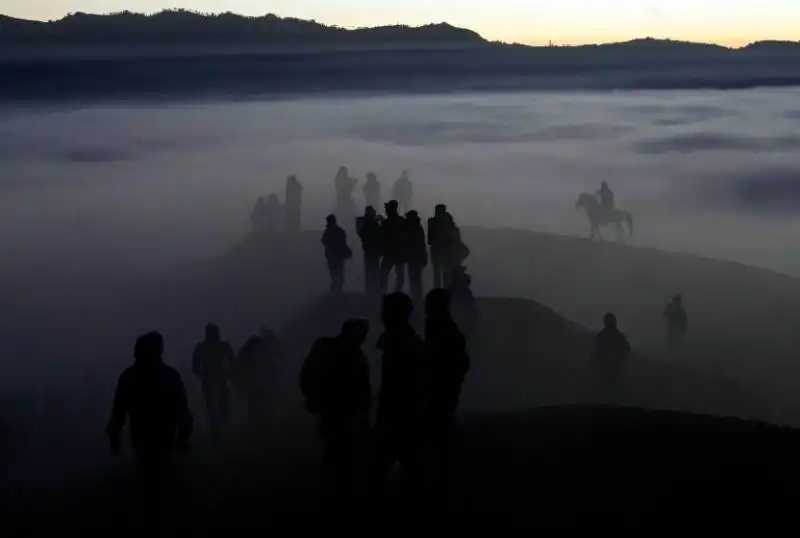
[340,319,370,347]
[425,288,452,318]
[435,204,447,218]
[205,323,220,342]
[405,210,420,224]
[603,312,617,330]
[134,332,164,366]
[382,293,414,329]
[326,214,337,226]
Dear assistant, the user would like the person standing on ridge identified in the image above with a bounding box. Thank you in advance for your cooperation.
[363,172,381,211]
[370,293,428,496]
[424,289,470,491]
[284,175,303,233]
[428,204,457,289]
[192,323,235,432]
[392,170,413,213]
[300,319,372,501]
[356,205,383,296]
[106,332,193,468]
[594,313,631,401]
[378,201,408,295]
[322,214,353,294]
[405,210,428,303]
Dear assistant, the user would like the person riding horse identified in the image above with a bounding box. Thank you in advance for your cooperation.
[596,181,615,217]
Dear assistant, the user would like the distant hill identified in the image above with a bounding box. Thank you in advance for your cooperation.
[2,10,800,99]
[0,10,485,46]
[1,11,799,53]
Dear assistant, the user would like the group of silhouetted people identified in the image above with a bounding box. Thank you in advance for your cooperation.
[323,201,470,301]
[192,324,282,430]
[251,175,303,235]
[106,324,283,474]
[300,289,470,505]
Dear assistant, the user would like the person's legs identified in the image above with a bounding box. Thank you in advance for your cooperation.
[379,257,393,295]
[409,264,423,302]
[394,262,406,292]
[432,259,443,289]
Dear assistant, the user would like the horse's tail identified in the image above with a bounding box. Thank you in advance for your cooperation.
[625,213,634,237]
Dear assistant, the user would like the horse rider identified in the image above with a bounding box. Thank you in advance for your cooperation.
[596,181,615,215]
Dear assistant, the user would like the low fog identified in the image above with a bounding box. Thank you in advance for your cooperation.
[3,88,800,501]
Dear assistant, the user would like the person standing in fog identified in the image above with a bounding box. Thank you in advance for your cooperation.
[664,295,688,355]
[192,323,235,432]
[334,166,358,226]
[233,328,281,425]
[404,210,428,303]
[370,293,428,496]
[284,175,303,232]
[378,201,407,294]
[363,172,381,211]
[106,332,193,467]
[300,319,372,502]
[322,214,352,294]
[392,170,413,213]
[428,204,457,289]
[424,289,470,491]
[594,313,631,401]
[356,206,383,296]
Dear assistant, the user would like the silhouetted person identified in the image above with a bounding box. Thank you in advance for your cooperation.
[300,319,371,501]
[322,214,352,294]
[392,170,413,213]
[356,206,383,295]
[594,313,631,399]
[234,329,280,425]
[106,332,193,467]
[363,172,381,210]
[370,293,427,495]
[335,166,358,226]
[664,295,688,354]
[597,181,615,214]
[284,175,303,232]
[379,200,407,294]
[405,210,428,302]
[192,324,235,431]
[428,204,457,288]
[265,193,283,232]
[425,289,470,490]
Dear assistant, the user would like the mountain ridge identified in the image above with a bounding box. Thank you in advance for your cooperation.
[1,10,798,51]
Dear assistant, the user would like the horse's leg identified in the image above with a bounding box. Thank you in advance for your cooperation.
[615,222,625,242]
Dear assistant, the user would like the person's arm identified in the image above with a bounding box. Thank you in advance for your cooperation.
[622,336,632,358]
[174,374,193,447]
[356,359,372,414]
[106,372,129,454]
[191,345,203,378]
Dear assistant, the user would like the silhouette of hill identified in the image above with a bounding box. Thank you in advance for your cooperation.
[0,10,485,46]
[2,11,800,98]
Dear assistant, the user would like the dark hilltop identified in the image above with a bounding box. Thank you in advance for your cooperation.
[2,10,800,101]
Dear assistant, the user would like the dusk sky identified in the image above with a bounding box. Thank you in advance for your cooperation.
[3,1,798,46]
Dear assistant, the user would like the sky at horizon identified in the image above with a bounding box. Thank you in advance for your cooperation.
[3,1,798,46]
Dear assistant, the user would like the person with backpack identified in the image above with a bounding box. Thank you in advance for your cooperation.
[300,319,372,500]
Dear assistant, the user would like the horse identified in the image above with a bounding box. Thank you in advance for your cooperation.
[575,193,634,242]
